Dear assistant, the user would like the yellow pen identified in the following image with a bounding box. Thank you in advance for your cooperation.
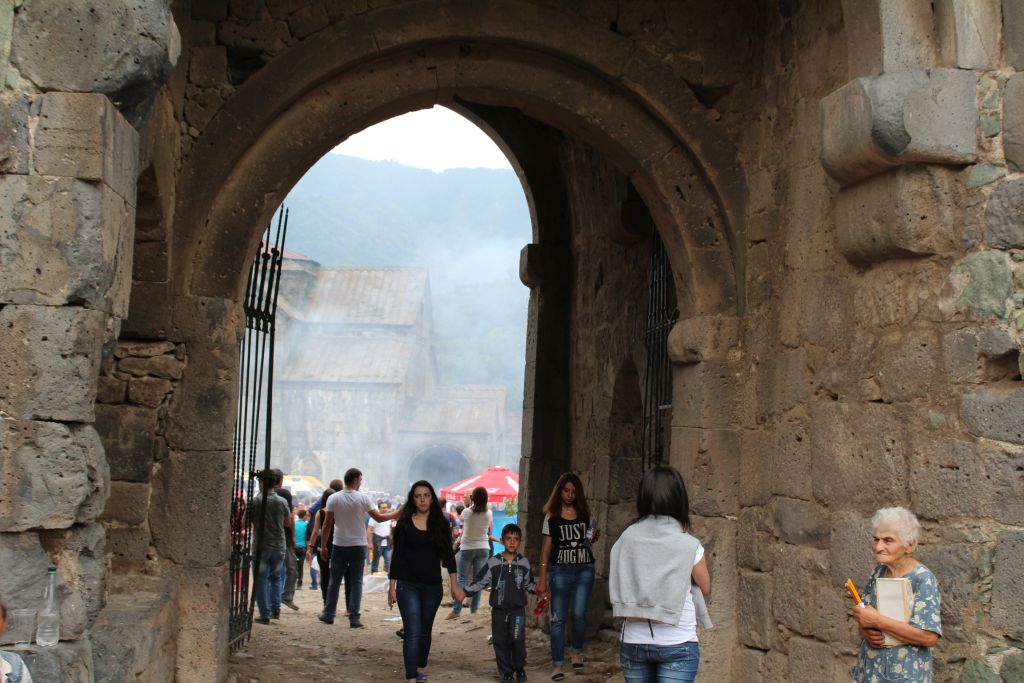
[846,578,864,607]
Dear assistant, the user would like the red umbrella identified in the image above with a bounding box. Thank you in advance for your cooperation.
[440,466,519,504]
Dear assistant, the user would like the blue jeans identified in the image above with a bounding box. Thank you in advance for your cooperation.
[253,547,286,619]
[452,548,490,613]
[619,641,700,682]
[549,563,595,665]
[396,580,444,680]
[371,536,392,574]
[324,545,366,623]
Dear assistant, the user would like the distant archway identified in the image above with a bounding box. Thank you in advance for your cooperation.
[408,445,474,491]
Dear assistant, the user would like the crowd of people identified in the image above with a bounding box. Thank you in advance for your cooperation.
[230,465,949,683]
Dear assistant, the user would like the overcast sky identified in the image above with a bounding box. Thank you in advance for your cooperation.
[332,106,514,172]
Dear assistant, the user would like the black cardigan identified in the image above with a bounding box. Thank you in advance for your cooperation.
[389,519,458,584]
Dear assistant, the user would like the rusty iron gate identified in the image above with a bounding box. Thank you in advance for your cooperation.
[641,233,678,470]
[228,208,288,651]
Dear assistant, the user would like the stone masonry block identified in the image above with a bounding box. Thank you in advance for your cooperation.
[0,90,31,174]
[91,574,178,683]
[835,166,958,264]
[672,428,740,516]
[0,305,106,422]
[961,386,1024,444]
[188,45,227,88]
[772,545,848,644]
[738,429,770,507]
[936,0,1001,69]
[672,361,740,429]
[94,404,159,482]
[942,326,1017,384]
[164,378,237,451]
[170,295,242,379]
[732,647,765,683]
[829,509,875,588]
[771,497,829,548]
[667,315,739,364]
[737,571,773,650]
[756,347,812,420]
[17,639,93,683]
[810,402,910,509]
[0,530,91,642]
[118,355,184,379]
[991,531,1024,639]
[840,0,939,77]
[945,251,1013,322]
[873,327,941,402]
[820,69,977,186]
[789,636,835,682]
[984,177,1024,248]
[12,1,179,126]
[105,526,151,569]
[149,451,232,567]
[33,92,139,203]
[0,175,135,316]
[915,544,978,639]
[769,418,813,500]
[1005,74,1024,172]
[39,523,107,632]
[1005,0,1024,69]
[172,565,229,683]
[0,420,109,532]
[100,481,150,526]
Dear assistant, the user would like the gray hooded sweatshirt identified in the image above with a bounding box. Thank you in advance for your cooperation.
[609,515,712,629]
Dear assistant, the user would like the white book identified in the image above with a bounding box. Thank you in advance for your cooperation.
[875,577,912,647]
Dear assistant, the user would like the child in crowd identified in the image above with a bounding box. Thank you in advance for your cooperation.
[0,598,34,682]
[463,524,537,683]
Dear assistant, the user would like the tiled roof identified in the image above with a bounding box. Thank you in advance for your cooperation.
[284,267,428,325]
[279,333,414,383]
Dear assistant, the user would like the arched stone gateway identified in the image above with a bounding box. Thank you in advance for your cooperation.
[407,445,475,492]
[2,1,1023,681]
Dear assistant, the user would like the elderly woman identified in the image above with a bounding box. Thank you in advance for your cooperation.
[852,507,941,682]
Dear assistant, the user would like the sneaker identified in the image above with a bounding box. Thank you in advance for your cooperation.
[350,621,365,629]
[516,670,527,683]
[500,675,513,682]
[309,585,318,590]
[254,617,271,625]
[282,600,299,611]
[270,610,280,619]
[318,614,334,624]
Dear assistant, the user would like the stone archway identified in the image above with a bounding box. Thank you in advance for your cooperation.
[408,445,475,492]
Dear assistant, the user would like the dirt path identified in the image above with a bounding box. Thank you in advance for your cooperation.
[228,572,625,683]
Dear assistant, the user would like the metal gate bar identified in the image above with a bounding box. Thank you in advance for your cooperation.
[228,207,288,652]
[641,233,678,470]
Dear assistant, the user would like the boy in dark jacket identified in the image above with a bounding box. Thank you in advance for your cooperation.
[464,523,537,682]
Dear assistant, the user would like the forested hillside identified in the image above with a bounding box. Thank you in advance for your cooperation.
[282,154,531,407]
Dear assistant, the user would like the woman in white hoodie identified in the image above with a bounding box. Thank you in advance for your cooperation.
[609,466,711,683]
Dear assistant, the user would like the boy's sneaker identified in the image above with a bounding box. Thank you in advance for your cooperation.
[499,675,513,682]
[515,670,527,683]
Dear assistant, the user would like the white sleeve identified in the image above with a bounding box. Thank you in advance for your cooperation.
[693,544,705,567]
[541,514,550,535]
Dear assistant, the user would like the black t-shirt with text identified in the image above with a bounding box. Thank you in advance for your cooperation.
[543,514,594,566]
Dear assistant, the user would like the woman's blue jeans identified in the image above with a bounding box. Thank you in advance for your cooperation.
[619,641,700,682]
[548,563,595,665]
[452,548,489,613]
[396,580,444,680]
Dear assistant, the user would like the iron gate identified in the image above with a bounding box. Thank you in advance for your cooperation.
[641,233,678,470]
[228,207,288,651]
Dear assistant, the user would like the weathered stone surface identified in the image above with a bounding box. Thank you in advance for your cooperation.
[667,316,739,364]
[0,175,134,316]
[127,376,174,407]
[820,69,977,186]
[961,659,1002,683]
[33,92,139,203]
[1005,0,1024,69]
[39,523,107,632]
[942,326,1018,384]
[788,636,835,682]
[10,276,87,364]
[916,544,977,639]
[732,647,764,683]
[165,377,237,451]
[17,638,93,683]
[992,531,1024,639]
[95,375,127,404]
[99,481,150,526]
[829,509,875,588]
[672,429,740,516]
[114,340,176,359]
[288,4,330,38]
[835,166,958,264]
[118,354,184,379]
[961,387,1024,444]
[769,419,812,500]
[0,530,90,641]
[757,347,812,420]
[737,571,772,649]
[1005,74,1024,172]
[771,497,829,548]
[874,327,941,402]
[11,1,179,125]
[105,525,151,568]
[172,565,230,682]
[0,90,31,174]
[188,45,227,88]
[840,0,939,77]
[91,574,178,683]
[94,404,159,482]
[984,178,1024,248]
[945,251,1013,321]
[772,545,847,643]
[149,450,232,566]
[0,421,109,532]
[936,0,1001,69]
[1001,652,1024,683]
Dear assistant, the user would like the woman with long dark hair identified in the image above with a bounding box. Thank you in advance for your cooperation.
[306,487,336,607]
[447,485,498,619]
[388,480,465,683]
[609,466,711,683]
[536,472,601,680]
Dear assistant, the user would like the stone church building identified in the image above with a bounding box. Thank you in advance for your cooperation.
[272,253,515,491]
[0,0,1022,681]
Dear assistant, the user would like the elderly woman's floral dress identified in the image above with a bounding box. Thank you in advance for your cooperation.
[852,563,942,682]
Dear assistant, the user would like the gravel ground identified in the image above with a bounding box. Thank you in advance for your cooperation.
[227,572,625,683]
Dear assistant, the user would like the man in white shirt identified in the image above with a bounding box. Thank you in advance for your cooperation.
[367,501,394,574]
[318,468,399,627]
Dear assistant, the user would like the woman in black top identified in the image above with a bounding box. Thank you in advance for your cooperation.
[536,472,601,680]
[388,480,465,683]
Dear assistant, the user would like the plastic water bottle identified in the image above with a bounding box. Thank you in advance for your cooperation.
[36,566,60,647]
